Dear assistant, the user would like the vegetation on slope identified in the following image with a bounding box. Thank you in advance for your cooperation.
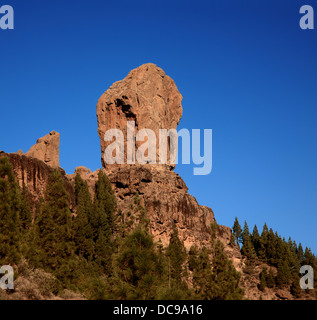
[0,156,315,300]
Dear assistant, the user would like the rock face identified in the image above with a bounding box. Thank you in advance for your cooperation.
[96,63,218,248]
[97,63,183,170]
[0,152,75,216]
[108,165,215,249]
[26,131,60,168]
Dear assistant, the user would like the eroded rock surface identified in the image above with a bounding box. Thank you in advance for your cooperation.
[107,165,215,249]
[0,152,75,216]
[97,63,183,170]
[26,131,60,168]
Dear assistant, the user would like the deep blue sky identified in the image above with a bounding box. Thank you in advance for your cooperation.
[1,0,316,253]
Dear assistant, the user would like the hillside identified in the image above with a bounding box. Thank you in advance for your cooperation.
[0,64,316,300]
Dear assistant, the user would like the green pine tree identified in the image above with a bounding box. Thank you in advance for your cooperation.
[20,184,32,232]
[266,268,275,288]
[232,217,242,248]
[35,169,76,285]
[91,170,117,273]
[258,223,269,262]
[259,267,267,291]
[0,157,22,265]
[251,224,260,254]
[209,240,244,299]
[290,275,301,298]
[72,174,94,261]
[276,260,291,288]
[241,221,256,263]
[114,225,165,299]
[297,243,304,263]
[166,227,187,282]
[163,227,191,298]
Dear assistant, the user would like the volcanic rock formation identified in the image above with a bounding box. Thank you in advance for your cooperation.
[97,63,183,171]
[26,131,60,168]
[96,63,219,248]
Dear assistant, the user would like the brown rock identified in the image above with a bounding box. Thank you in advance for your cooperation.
[97,63,183,170]
[25,131,60,168]
[0,151,75,217]
[95,63,217,248]
[107,165,215,249]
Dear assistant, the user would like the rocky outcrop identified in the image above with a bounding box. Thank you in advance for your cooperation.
[0,152,75,216]
[95,63,221,249]
[97,63,183,170]
[26,131,60,168]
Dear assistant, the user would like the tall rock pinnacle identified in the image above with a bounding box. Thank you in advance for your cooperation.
[96,63,183,171]
[94,63,217,249]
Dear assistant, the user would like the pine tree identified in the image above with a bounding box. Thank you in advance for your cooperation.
[0,157,22,265]
[266,268,275,288]
[259,267,267,291]
[241,221,256,263]
[208,240,244,299]
[258,223,269,262]
[192,234,243,300]
[297,243,304,263]
[290,275,301,298]
[191,246,213,298]
[166,227,187,283]
[251,224,260,254]
[114,225,165,299]
[276,260,291,288]
[266,229,277,265]
[35,169,76,285]
[158,227,191,299]
[73,174,94,261]
[25,196,44,267]
[20,184,32,232]
[241,221,250,244]
[232,217,242,248]
[188,245,199,271]
[18,184,34,257]
[74,172,85,205]
[91,170,117,273]
[93,170,116,235]
[303,247,315,266]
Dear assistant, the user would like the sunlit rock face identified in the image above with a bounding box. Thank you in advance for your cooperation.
[96,63,183,171]
[25,131,60,169]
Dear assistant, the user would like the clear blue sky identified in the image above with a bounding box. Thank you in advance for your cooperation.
[1,0,316,253]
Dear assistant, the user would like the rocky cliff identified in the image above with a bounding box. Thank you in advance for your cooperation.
[0,151,76,216]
